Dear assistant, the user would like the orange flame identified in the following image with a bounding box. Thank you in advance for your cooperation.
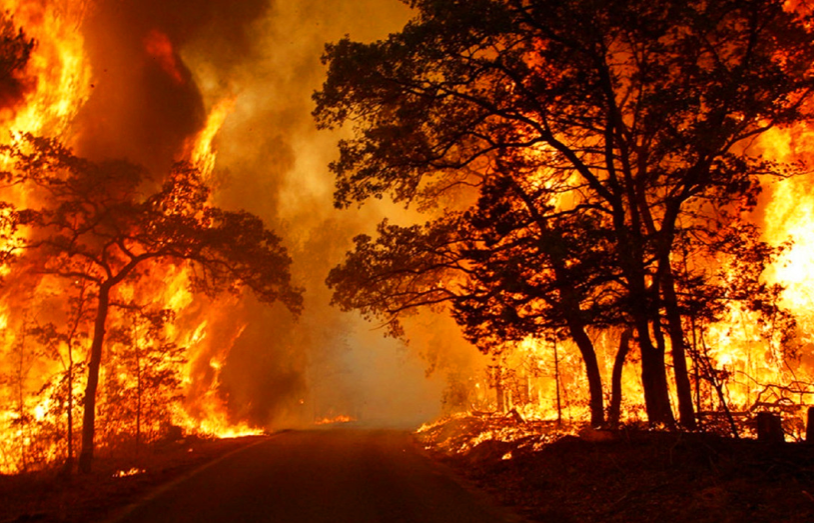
[2,0,91,142]
[0,1,260,474]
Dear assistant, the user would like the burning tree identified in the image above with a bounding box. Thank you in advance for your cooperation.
[0,12,34,112]
[1,136,303,472]
[316,0,814,428]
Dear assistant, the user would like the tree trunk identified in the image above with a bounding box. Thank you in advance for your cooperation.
[136,358,142,456]
[67,354,73,468]
[616,229,675,427]
[494,365,505,413]
[609,327,632,427]
[660,265,697,429]
[567,322,604,427]
[554,341,562,426]
[135,332,142,457]
[16,316,31,472]
[79,283,111,473]
[635,317,675,427]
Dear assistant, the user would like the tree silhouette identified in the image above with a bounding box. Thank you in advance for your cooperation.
[2,135,302,472]
[316,0,814,427]
[0,12,34,111]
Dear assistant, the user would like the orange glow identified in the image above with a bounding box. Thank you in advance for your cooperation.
[3,0,814,478]
[186,96,236,178]
[144,29,184,85]
[314,415,356,425]
[0,1,262,474]
[1,1,90,142]
[113,467,146,478]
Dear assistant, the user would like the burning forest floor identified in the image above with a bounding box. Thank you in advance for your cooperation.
[0,435,265,523]
[417,414,814,523]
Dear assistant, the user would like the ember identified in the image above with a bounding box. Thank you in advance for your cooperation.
[113,467,146,478]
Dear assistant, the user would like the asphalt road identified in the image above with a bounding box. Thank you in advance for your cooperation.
[111,429,525,523]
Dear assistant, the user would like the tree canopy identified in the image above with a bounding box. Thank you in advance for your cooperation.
[316,0,814,427]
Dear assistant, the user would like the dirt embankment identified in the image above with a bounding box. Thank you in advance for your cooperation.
[419,416,814,523]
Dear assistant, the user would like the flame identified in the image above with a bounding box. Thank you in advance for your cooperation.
[417,122,814,447]
[113,467,146,478]
[1,0,91,142]
[0,1,262,474]
[186,96,236,178]
[314,414,356,425]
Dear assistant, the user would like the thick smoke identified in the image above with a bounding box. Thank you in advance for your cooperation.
[73,0,481,429]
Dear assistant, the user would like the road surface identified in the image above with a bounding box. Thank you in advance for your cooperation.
[111,429,525,523]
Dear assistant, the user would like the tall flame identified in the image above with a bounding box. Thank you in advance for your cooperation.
[2,0,91,143]
[0,1,260,474]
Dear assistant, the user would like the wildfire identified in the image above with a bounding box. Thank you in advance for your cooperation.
[2,0,814,480]
[1,0,91,143]
[0,1,266,475]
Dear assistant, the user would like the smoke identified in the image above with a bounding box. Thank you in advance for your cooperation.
[70,0,479,429]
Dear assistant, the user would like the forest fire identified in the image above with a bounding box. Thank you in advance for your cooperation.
[0,0,299,475]
[2,6,814,519]
[315,0,814,452]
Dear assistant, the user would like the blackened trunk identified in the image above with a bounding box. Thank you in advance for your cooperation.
[67,355,73,467]
[79,283,111,473]
[609,327,632,427]
[660,266,697,429]
[554,341,562,426]
[495,366,505,413]
[568,321,604,427]
[136,341,142,456]
[636,317,675,427]
[616,228,674,426]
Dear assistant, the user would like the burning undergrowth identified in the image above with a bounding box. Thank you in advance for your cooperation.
[419,415,814,522]
[416,412,571,456]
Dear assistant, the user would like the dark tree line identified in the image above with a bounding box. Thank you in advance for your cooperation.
[315,0,814,428]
